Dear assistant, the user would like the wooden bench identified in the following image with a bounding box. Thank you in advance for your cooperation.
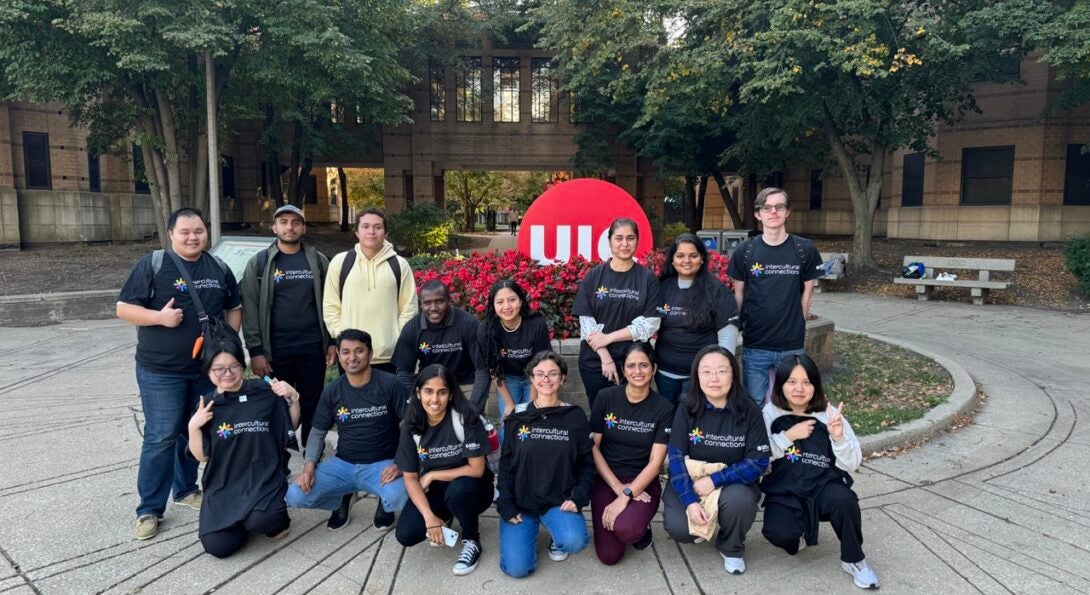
[814,252,849,294]
[892,256,1015,305]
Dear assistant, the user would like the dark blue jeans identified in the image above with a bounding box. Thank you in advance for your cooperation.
[654,372,691,406]
[135,364,211,518]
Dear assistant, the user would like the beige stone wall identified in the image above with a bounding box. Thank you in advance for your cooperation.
[15,190,156,243]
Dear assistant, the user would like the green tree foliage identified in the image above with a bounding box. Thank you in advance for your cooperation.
[389,205,455,255]
[345,168,386,212]
[445,170,505,232]
[1033,1,1090,113]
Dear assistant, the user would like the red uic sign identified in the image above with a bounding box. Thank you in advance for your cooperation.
[517,178,653,264]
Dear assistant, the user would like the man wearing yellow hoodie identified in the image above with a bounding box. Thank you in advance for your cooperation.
[324,208,417,373]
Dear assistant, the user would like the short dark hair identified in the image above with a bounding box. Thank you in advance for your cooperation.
[168,207,208,232]
[770,353,828,413]
[525,350,568,379]
[336,328,372,351]
[356,207,387,228]
[608,217,639,240]
[200,337,246,375]
[419,279,449,297]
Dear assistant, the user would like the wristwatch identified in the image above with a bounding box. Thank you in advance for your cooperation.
[622,487,634,498]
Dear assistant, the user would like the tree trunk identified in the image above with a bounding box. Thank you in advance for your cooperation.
[822,101,881,270]
[695,175,708,231]
[682,175,695,231]
[743,174,757,229]
[710,171,742,229]
[338,167,350,231]
[287,120,303,206]
[138,141,170,249]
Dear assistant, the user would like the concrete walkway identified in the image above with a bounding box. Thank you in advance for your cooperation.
[0,293,1087,594]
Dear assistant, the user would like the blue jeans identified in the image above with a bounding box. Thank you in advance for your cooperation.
[497,375,531,441]
[499,506,589,578]
[741,348,805,407]
[135,364,212,518]
[654,372,691,405]
[285,456,408,512]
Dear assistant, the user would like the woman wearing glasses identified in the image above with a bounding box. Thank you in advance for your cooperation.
[496,351,593,578]
[573,217,662,408]
[655,233,740,404]
[187,338,301,558]
[588,342,674,565]
[663,346,770,576]
[478,279,551,424]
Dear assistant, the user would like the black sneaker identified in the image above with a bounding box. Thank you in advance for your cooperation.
[373,499,395,529]
[633,525,653,550]
[327,493,354,531]
[453,539,482,576]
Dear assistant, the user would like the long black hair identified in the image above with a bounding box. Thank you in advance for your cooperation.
[403,364,480,435]
[482,278,535,385]
[682,345,754,421]
[659,233,716,329]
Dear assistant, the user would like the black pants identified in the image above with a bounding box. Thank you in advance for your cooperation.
[395,473,494,545]
[200,507,290,559]
[579,362,623,411]
[762,482,865,563]
[272,348,327,448]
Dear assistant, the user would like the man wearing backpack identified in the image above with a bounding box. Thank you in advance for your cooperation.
[116,207,242,541]
[240,204,332,449]
[323,208,417,374]
[727,188,823,406]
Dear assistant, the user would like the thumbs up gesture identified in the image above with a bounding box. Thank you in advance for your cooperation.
[160,298,183,328]
[827,402,845,443]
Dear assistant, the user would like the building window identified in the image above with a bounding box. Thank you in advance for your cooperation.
[493,57,520,123]
[456,57,482,122]
[961,146,1014,205]
[132,144,150,194]
[531,58,557,123]
[809,169,823,210]
[221,155,236,199]
[429,63,446,122]
[901,152,924,207]
[1065,144,1090,205]
[88,151,101,192]
[23,132,51,190]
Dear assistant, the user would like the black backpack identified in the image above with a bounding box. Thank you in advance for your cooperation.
[336,249,402,300]
[737,235,813,293]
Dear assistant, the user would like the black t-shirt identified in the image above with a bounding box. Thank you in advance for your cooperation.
[761,414,848,498]
[118,251,241,374]
[393,309,480,385]
[573,261,661,370]
[395,411,491,475]
[668,399,770,465]
[727,236,822,351]
[589,386,674,477]
[476,313,551,378]
[270,249,323,359]
[312,370,407,464]
[655,277,739,375]
[197,379,296,536]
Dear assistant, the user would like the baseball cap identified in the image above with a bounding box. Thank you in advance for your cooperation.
[273,204,306,222]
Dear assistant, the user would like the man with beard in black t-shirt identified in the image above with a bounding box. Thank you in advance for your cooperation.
[117,207,242,541]
[241,204,333,450]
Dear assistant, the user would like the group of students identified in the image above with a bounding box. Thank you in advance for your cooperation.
[118,187,878,588]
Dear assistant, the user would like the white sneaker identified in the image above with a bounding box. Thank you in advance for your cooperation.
[842,559,880,589]
[548,541,569,562]
[720,552,746,574]
[796,538,806,554]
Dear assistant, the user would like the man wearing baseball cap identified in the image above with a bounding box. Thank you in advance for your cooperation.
[240,204,333,451]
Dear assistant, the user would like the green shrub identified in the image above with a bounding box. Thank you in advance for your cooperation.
[662,222,690,246]
[408,251,461,270]
[1065,236,1090,297]
[389,205,455,256]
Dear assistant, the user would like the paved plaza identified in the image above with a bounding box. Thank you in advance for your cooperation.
[0,293,1087,594]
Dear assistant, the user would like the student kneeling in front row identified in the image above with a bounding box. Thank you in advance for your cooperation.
[286,329,409,530]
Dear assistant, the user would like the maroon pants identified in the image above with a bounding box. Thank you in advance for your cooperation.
[590,475,662,565]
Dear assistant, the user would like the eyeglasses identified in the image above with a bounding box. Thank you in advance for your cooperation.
[624,362,653,371]
[210,363,244,378]
[758,204,788,213]
[697,368,731,379]
[532,371,563,380]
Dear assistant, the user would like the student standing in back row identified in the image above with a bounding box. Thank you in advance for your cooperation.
[324,208,417,374]
[727,188,823,406]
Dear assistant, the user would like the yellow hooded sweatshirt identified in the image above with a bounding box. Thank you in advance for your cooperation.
[323,241,417,365]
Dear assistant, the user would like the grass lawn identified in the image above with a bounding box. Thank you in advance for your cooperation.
[823,331,953,436]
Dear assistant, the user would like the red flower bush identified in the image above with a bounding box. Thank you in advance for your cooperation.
[414,249,732,340]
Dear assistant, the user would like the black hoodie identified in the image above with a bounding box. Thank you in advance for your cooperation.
[496,402,594,520]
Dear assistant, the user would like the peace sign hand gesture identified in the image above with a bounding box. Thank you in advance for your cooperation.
[826,402,845,442]
[188,395,215,432]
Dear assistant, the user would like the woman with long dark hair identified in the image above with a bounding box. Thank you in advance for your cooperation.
[573,217,661,408]
[589,342,674,565]
[476,279,551,421]
[655,233,739,404]
[761,354,878,589]
[662,346,769,576]
[187,338,300,558]
[394,364,494,576]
